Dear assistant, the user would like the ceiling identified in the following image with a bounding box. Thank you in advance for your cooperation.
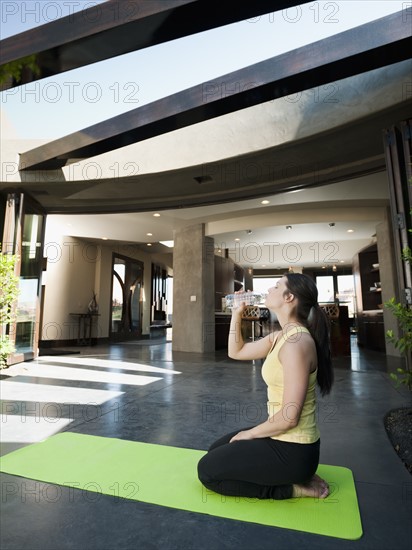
[45,170,389,270]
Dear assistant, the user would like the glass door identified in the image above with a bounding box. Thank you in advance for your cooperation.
[110,255,143,340]
[15,213,44,354]
[1,193,45,363]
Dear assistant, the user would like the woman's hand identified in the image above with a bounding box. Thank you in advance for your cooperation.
[231,291,247,317]
[229,430,255,443]
[231,302,246,318]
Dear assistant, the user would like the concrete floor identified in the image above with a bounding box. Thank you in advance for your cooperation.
[1,334,411,550]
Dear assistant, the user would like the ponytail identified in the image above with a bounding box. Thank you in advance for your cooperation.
[284,273,334,396]
[307,305,333,396]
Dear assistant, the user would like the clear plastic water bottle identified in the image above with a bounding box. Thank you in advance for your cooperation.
[225,292,267,309]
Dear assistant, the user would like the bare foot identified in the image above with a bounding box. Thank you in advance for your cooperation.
[292,474,329,499]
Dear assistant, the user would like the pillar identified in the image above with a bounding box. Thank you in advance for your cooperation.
[376,214,401,357]
[172,223,215,352]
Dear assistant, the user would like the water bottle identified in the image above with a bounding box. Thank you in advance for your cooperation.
[225,292,267,309]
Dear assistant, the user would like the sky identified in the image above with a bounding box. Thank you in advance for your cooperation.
[0,1,405,140]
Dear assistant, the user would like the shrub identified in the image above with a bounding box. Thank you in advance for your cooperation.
[0,246,19,368]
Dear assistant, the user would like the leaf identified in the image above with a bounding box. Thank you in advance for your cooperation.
[0,246,20,365]
[0,55,40,85]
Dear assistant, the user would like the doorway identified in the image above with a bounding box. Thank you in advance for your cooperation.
[110,254,144,340]
[1,193,46,363]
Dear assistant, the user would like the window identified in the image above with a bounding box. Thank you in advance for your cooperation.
[316,275,335,303]
[253,277,281,295]
[337,274,356,318]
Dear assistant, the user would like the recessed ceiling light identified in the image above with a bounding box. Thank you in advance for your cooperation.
[153,213,161,217]
[340,260,345,263]
[286,225,292,230]
[347,229,354,233]
[261,200,270,205]
[147,232,153,236]
[234,238,240,242]
[147,243,152,246]
[101,237,108,240]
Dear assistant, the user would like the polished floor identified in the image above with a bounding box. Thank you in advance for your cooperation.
[1,334,411,550]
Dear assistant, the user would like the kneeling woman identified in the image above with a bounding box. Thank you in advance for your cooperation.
[198,273,333,500]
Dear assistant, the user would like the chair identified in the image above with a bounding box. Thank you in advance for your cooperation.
[320,303,340,319]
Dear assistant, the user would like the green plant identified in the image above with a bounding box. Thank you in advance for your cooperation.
[385,206,412,390]
[401,246,412,263]
[0,55,40,85]
[385,297,412,390]
[0,246,20,368]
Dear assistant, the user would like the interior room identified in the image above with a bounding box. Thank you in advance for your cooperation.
[34,170,396,362]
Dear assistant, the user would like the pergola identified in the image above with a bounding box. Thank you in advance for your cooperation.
[1,1,411,298]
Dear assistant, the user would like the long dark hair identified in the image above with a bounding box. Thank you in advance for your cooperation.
[284,273,333,396]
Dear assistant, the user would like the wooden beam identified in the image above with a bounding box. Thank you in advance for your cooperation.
[1,0,309,84]
[19,11,412,171]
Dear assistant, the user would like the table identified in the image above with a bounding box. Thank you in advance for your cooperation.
[69,313,100,346]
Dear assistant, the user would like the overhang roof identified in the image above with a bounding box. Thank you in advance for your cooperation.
[8,98,409,214]
[1,0,309,84]
[0,6,411,223]
[17,10,411,172]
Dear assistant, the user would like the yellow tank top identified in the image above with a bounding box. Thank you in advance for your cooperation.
[261,325,320,444]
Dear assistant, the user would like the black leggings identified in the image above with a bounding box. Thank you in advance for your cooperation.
[197,427,320,500]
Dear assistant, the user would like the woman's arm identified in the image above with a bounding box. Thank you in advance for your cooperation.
[230,336,314,441]
[228,306,276,360]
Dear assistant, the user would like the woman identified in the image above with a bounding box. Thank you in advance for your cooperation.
[198,273,333,500]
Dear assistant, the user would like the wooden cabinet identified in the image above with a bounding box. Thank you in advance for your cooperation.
[215,313,231,349]
[356,313,385,351]
[326,305,351,356]
[214,255,247,310]
[353,243,385,349]
[215,255,249,349]
[234,263,244,291]
[353,243,382,312]
[214,256,235,310]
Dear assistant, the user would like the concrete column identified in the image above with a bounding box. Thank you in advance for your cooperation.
[172,224,215,352]
[94,245,111,339]
[377,213,401,357]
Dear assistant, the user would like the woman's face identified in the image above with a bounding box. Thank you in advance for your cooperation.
[265,277,289,310]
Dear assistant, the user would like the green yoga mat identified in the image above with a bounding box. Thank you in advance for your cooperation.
[0,432,362,540]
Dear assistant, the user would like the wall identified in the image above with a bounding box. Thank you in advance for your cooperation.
[376,215,401,357]
[41,235,152,343]
[42,237,98,341]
